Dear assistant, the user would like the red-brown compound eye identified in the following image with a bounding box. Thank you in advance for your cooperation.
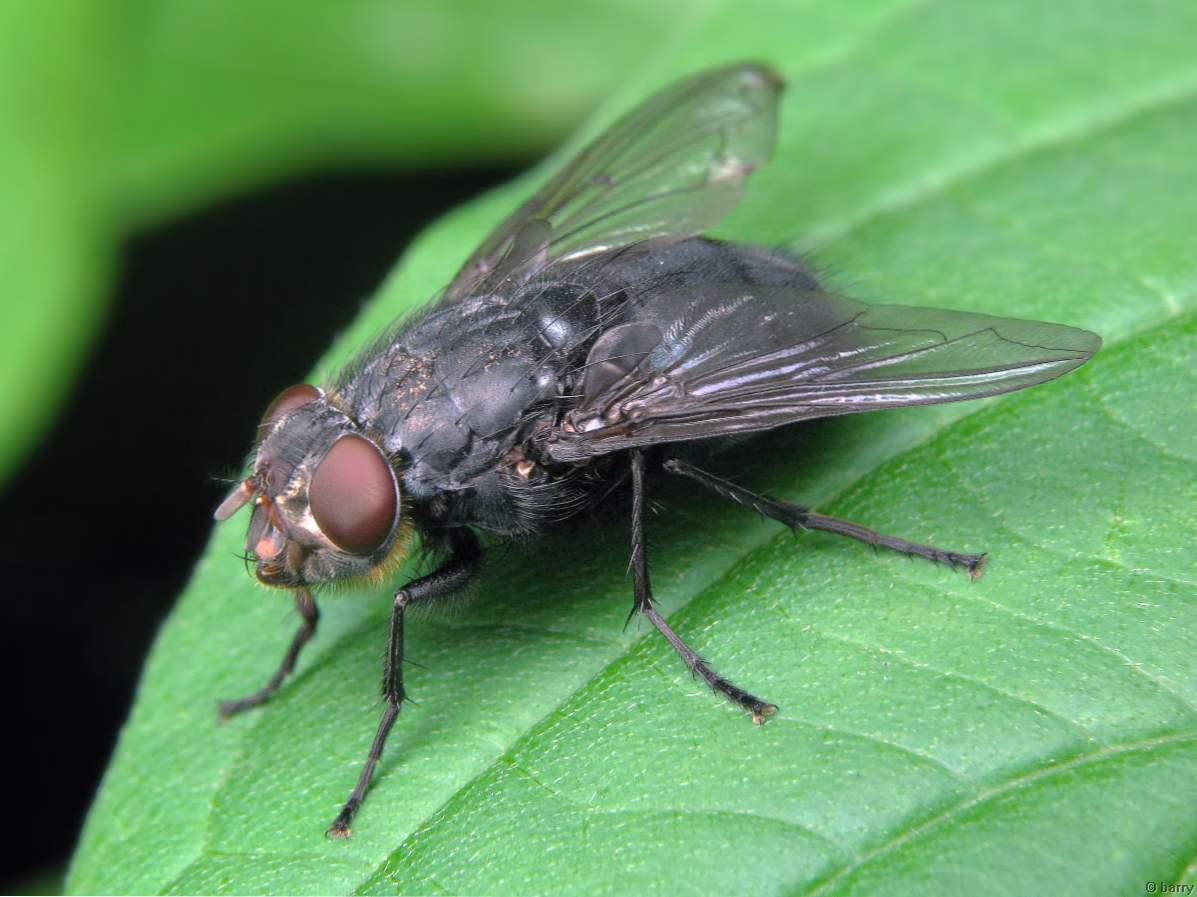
[309,434,398,555]
[259,383,322,438]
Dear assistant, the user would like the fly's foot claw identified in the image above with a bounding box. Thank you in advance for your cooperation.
[752,703,779,725]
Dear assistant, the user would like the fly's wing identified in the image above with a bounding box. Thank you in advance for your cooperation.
[546,285,1101,461]
[441,62,782,303]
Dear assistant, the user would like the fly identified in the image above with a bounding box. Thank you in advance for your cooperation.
[213,62,1100,837]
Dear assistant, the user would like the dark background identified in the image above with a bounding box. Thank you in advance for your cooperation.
[0,164,515,892]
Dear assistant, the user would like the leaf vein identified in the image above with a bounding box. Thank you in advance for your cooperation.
[795,625,1100,742]
[796,730,1197,897]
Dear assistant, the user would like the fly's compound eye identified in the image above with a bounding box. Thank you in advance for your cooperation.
[259,383,322,438]
[309,434,399,555]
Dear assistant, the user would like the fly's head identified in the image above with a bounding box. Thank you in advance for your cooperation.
[214,384,410,589]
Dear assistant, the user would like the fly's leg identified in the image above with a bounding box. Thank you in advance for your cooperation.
[664,458,987,579]
[327,527,481,838]
[629,449,777,724]
[219,587,320,718]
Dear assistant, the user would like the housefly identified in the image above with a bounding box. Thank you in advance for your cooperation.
[213,62,1100,837]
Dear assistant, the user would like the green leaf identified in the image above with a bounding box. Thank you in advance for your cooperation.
[69,0,1197,893]
[0,2,114,486]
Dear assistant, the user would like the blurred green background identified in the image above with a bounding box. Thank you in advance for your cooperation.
[0,0,685,890]
[2,0,1195,895]
[0,0,690,490]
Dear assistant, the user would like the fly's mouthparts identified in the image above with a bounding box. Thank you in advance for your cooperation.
[254,525,287,560]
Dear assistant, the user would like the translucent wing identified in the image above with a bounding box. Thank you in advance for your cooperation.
[546,285,1101,461]
[442,62,783,303]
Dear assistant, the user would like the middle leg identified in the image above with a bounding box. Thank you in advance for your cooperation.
[629,449,777,724]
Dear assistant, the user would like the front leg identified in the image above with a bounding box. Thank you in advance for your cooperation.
[219,587,320,718]
[327,527,481,838]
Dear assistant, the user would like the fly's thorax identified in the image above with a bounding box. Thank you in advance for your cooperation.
[214,384,411,588]
[344,305,569,489]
